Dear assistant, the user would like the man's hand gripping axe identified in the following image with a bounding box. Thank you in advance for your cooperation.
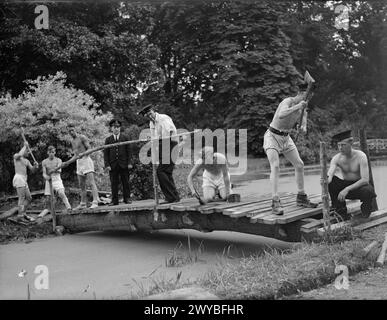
[295,70,315,141]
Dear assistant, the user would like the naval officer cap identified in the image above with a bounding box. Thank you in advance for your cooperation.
[138,104,154,116]
[332,130,353,143]
[109,119,122,127]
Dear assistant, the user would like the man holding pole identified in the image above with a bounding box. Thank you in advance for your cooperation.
[42,146,72,213]
[12,141,39,219]
[263,79,317,215]
[328,130,377,220]
[138,104,180,203]
[69,128,99,209]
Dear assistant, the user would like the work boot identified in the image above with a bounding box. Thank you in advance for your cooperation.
[74,202,87,211]
[272,196,284,215]
[296,193,318,208]
[89,201,98,209]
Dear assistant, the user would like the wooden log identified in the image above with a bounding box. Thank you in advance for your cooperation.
[361,240,379,258]
[56,209,301,242]
[376,233,387,267]
[0,207,19,221]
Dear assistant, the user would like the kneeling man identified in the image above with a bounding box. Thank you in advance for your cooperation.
[187,146,232,204]
[328,130,377,219]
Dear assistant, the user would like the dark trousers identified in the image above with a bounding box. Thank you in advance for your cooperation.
[110,166,130,204]
[157,139,180,202]
[328,176,376,217]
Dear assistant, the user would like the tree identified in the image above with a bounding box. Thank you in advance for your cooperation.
[0,71,111,192]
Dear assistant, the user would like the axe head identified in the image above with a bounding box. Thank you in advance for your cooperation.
[304,70,315,84]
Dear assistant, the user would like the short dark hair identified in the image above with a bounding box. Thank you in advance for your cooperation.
[298,82,308,91]
[47,145,55,152]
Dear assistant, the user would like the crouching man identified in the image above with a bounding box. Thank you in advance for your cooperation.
[187,146,232,204]
[328,130,377,221]
[42,146,72,213]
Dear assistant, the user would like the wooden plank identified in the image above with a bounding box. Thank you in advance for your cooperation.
[248,194,320,223]
[223,194,296,216]
[262,206,323,225]
[300,200,360,233]
[230,194,298,218]
[354,216,387,232]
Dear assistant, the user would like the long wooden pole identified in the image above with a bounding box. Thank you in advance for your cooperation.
[320,141,331,231]
[58,130,199,171]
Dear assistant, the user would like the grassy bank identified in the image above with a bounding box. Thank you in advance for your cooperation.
[132,225,387,300]
[200,225,387,299]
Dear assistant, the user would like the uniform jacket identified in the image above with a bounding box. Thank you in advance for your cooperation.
[104,134,131,169]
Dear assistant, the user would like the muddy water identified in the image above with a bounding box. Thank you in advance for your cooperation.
[1,166,386,299]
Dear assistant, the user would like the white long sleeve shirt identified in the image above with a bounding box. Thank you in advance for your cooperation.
[149,112,178,142]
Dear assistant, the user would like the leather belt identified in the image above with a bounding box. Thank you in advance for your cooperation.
[269,126,289,136]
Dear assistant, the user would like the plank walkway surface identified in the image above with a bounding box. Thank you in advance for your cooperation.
[59,192,328,225]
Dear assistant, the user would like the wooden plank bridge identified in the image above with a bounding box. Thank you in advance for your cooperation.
[56,192,362,242]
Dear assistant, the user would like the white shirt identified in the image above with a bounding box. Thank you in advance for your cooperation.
[149,112,177,141]
[113,134,120,142]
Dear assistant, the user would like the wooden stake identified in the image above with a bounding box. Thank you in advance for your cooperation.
[151,134,159,221]
[48,175,57,231]
[376,233,387,267]
[359,128,378,211]
[320,141,331,231]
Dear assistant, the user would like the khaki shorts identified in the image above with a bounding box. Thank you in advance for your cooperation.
[202,170,231,191]
[263,129,297,155]
[13,174,28,188]
[76,156,95,176]
[44,176,65,195]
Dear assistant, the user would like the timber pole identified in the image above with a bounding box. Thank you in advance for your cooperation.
[48,174,57,231]
[320,141,331,231]
[359,128,378,211]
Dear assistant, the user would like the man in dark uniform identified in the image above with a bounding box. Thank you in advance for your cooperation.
[138,104,180,203]
[104,119,132,205]
[328,130,377,221]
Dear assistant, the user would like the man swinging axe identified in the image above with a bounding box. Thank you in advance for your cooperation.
[263,71,317,215]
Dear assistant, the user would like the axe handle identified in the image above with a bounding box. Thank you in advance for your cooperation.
[21,129,38,164]
[295,82,314,141]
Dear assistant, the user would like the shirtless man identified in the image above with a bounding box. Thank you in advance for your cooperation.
[42,146,71,213]
[187,146,232,204]
[263,83,317,215]
[12,141,39,219]
[69,128,99,209]
[328,130,376,220]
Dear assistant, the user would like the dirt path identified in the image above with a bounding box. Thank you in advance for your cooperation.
[287,267,387,300]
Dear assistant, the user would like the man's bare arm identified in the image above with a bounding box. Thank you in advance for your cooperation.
[221,164,231,196]
[42,160,50,180]
[345,154,369,192]
[187,162,203,194]
[80,135,91,150]
[278,100,307,119]
[327,155,339,183]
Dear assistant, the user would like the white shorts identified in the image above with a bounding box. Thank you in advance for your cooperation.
[13,174,28,188]
[44,176,65,195]
[263,129,297,155]
[203,170,228,190]
[76,156,95,176]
